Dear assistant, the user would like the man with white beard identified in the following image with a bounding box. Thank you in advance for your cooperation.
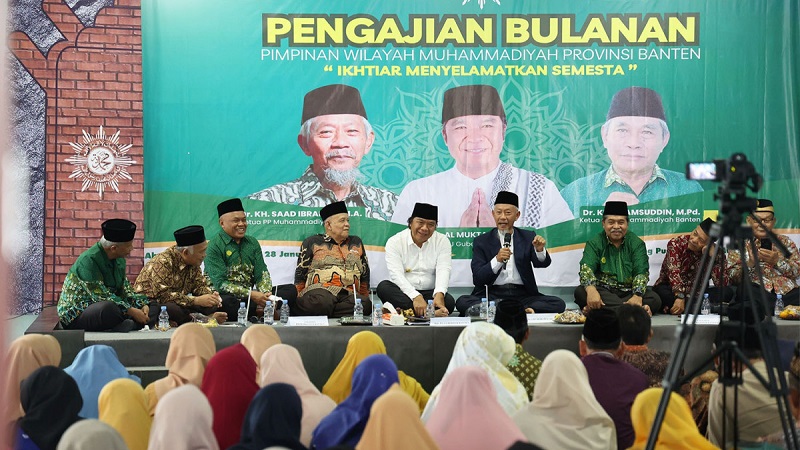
[249,84,397,220]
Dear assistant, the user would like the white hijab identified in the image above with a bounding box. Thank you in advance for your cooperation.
[421,322,527,422]
[512,350,616,450]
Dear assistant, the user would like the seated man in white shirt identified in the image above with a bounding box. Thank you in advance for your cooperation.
[377,202,455,317]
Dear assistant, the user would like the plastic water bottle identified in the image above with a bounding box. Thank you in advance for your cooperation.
[480,297,489,320]
[279,300,290,324]
[488,300,497,323]
[263,300,274,325]
[237,302,247,326]
[372,299,383,327]
[775,294,784,316]
[701,293,710,315]
[354,298,364,319]
[426,299,435,319]
[158,306,169,331]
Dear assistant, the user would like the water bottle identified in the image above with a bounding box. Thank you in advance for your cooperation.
[426,299,435,319]
[775,294,784,316]
[701,293,710,315]
[354,298,364,319]
[263,300,274,325]
[279,300,290,324]
[237,302,247,326]
[372,299,383,327]
[480,297,489,320]
[158,306,170,331]
[488,300,497,323]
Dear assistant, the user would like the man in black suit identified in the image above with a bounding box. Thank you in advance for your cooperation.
[456,191,566,315]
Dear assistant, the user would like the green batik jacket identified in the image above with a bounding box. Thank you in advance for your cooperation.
[57,242,148,326]
[204,231,272,298]
[579,230,649,295]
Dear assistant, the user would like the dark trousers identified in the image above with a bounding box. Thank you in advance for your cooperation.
[146,301,219,327]
[734,284,799,313]
[376,280,456,313]
[653,284,735,313]
[220,284,298,323]
[296,288,372,318]
[574,285,662,313]
[456,284,566,315]
[63,301,142,332]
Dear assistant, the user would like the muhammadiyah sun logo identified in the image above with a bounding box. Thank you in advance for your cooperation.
[65,126,137,198]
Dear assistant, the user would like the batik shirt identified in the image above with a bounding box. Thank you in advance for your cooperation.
[134,246,213,306]
[655,234,729,297]
[620,345,672,388]
[295,234,370,297]
[204,231,272,298]
[57,242,148,326]
[726,234,800,295]
[506,344,542,401]
[560,165,703,217]
[248,165,397,221]
[579,230,649,295]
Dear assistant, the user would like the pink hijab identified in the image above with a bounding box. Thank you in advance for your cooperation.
[259,344,336,447]
[426,366,526,450]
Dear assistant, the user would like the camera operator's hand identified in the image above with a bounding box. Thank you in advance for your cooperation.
[758,247,780,266]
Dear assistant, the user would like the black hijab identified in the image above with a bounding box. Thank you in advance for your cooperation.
[19,366,83,450]
[231,382,306,450]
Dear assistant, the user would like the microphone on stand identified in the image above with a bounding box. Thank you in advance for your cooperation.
[502,232,512,270]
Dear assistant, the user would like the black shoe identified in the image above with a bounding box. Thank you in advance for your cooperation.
[108,319,136,333]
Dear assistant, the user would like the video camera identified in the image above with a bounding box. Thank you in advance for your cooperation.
[685,153,762,192]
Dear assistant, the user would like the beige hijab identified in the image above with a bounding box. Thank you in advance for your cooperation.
[356,385,439,450]
[259,344,336,447]
[57,419,128,450]
[148,384,219,450]
[4,334,61,434]
[145,323,215,415]
[512,349,616,450]
[240,325,281,380]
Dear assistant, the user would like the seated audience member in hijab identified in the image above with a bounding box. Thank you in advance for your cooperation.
[322,331,428,411]
[15,366,83,450]
[148,385,219,450]
[56,420,127,450]
[240,324,281,381]
[202,343,259,449]
[312,354,399,450]
[617,303,673,387]
[512,350,616,450]
[230,383,307,450]
[4,334,61,444]
[426,366,525,450]
[629,388,717,449]
[493,299,541,400]
[144,323,216,415]
[260,344,336,447]
[64,345,140,419]
[422,322,528,422]
[580,308,648,450]
[98,378,152,450]
[357,385,439,450]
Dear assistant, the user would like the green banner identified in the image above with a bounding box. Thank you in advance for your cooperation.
[142,0,799,287]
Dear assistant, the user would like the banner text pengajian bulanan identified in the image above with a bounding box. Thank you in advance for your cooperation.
[262,13,700,47]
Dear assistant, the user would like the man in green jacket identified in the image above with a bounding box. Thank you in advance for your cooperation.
[574,201,661,315]
[58,219,149,331]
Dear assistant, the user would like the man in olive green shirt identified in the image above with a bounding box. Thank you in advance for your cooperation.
[574,201,661,314]
[57,219,149,331]
[204,198,297,321]
[494,299,541,400]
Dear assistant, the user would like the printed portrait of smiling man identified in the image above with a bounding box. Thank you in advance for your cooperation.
[560,86,702,217]
[392,84,572,228]
[249,84,397,221]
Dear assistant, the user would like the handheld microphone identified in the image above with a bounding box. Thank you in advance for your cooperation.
[502,232,512,269]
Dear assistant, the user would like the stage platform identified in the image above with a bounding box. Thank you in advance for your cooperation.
[26,306,800,392]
